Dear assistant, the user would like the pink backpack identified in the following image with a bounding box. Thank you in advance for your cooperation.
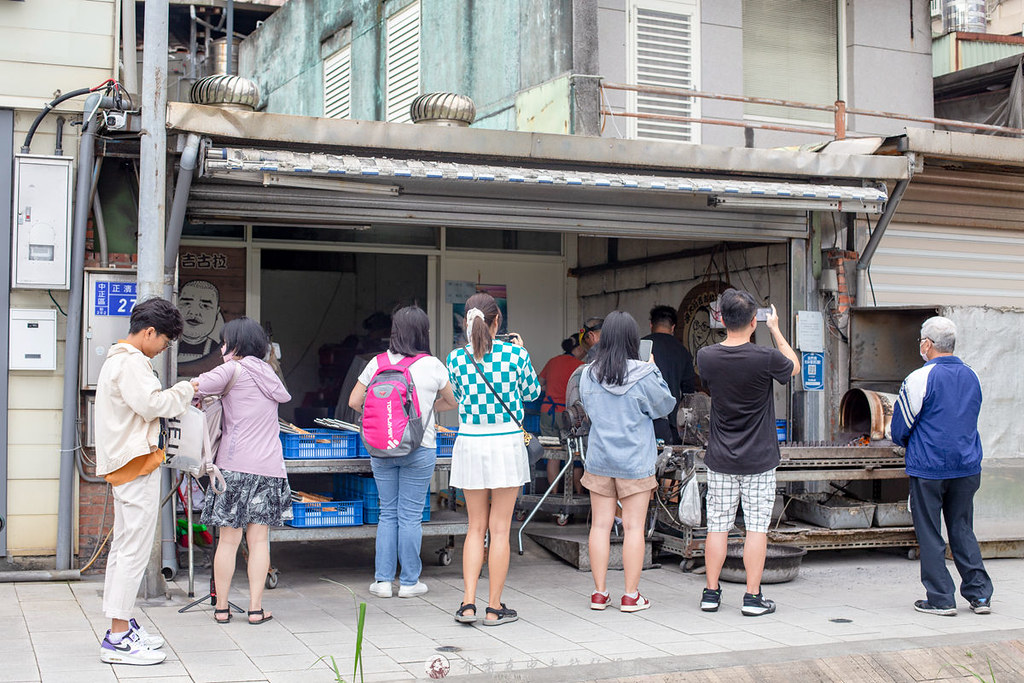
[360,353,427,458]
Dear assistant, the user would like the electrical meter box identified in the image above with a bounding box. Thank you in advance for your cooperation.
[83,270,138,389]
[9,309,57,370]
[12,154,74,290]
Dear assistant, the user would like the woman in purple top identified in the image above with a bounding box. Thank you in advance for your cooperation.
[193,317,291,625]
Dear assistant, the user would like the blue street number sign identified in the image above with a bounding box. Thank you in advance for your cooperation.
[802,351,824,391]
[95,281,137,316]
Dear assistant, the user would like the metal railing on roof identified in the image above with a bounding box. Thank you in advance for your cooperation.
[599,81,1024,139]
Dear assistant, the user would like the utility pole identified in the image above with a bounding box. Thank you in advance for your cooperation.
[138,0,170,599]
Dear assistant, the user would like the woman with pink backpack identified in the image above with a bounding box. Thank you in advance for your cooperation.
[349,306,457,598]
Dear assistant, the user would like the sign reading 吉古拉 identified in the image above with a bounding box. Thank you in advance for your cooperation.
[94,281,137,316]
[801,351,824,391]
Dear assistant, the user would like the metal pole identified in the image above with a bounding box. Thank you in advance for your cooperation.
[139,0,170,595]
[855,178,911,306]
[0,110,12,559]
[56,100,99,571]
[225,0,234,76]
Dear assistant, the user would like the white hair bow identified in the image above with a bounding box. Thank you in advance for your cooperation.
[465,307,484,342]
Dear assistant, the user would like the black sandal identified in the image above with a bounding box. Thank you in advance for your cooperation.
[454,602,478,624]
[248,609,273,625]
[481,603,518,626]
[214,608,231,624]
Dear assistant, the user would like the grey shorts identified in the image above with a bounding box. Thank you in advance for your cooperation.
[705,468,777,534]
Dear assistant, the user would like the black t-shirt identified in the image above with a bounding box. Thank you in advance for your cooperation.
[696,343,794,475]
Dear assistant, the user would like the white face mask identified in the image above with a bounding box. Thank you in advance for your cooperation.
[920,349,929,362]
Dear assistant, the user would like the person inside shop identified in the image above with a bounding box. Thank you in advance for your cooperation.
[447,292,542,626]
[538,336,585,493]
[95,298,195,666]
[891,316,993,616]
[348,305,457,599]
[696,289,799,617]
[642,304,696,445]
[194,317,292,626]
[578,311,675,613]
[580,316,604,362]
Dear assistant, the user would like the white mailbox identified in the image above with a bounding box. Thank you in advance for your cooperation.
[12,154,74,290]
[9,309,57,371]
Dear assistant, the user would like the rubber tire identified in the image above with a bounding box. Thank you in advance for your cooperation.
[556,514,570,527]
[907,547,920,561]
[438,550,452,566]
[265,570,279,589]
[515,510,527,522]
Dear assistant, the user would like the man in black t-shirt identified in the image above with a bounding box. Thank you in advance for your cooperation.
[642,305,695,444]
[695,289,799,617]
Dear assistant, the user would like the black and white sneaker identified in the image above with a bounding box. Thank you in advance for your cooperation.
[969,598,992,615]
[700,587,722,612]
[914,599,957,617]
[742,592,776,616]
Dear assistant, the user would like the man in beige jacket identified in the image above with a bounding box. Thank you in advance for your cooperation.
[95,298,195,666]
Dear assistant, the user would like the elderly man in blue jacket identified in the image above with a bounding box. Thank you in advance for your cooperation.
[891,316,993,617]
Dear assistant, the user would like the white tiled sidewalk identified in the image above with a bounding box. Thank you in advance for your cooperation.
[4,536,1024,682]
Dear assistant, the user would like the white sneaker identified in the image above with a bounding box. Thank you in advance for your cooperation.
[398,581,429,598]
[369,581,393,598]
[129,618,164,649]
[99,629,166,666]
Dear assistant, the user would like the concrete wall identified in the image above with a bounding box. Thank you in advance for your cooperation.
[599,0,934,148]
[241,0,577,130]
[0,0,117,557]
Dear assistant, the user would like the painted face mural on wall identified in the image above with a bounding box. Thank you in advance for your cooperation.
[177,279,224,364]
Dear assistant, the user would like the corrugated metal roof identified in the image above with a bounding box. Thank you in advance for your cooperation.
[203,146,888,212]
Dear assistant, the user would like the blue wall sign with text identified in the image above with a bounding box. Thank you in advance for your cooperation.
[802,351,824,391]
[94,281,137,316]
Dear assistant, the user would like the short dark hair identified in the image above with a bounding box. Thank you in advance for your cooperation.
[221,317,269,359]
[561,336,578,354]
[719,288,758,331]
[129,297,184,339]
[650,305,677,328]
[389,305,432,356]
[590,310,640,386]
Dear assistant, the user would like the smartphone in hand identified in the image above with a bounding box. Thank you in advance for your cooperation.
[639,338,653,362]
[755,307,772,322]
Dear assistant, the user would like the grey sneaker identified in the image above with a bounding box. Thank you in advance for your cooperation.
[969,598,991,614]
[700,587,722,612]
[914,599,957,616]
[742,592,776,616]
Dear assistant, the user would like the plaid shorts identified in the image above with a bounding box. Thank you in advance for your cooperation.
[705,468,778,534]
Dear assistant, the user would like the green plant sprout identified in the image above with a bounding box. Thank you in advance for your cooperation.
[937,652,995,683]
[310,578,367,683]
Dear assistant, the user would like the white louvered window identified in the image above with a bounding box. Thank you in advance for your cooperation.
[742,0,838,125]
[324,44,352,119]
[385,1,420,123]
[627,0,701,143]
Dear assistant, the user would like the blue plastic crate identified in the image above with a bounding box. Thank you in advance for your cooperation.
[281,429,358,460]
[286,499,363,528]
[334,474,430,524]
[436,428,458,457]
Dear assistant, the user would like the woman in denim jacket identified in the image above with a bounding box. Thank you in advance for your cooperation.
[579,311,675,613]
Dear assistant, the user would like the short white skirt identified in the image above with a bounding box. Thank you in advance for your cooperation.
[450,422,529,490]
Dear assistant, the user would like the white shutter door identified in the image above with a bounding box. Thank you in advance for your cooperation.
[742,0,837,124]
[324,45,352,119]
[386,2,420,123]
[629,0,700,143]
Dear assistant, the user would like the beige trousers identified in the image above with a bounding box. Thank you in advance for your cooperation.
[102,467,162,620]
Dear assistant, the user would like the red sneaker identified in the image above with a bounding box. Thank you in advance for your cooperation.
[590,592,610,610]
[620,593,651,613]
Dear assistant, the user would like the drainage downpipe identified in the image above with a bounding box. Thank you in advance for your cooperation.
[55,94,102,571]
[855,178,910,307]
[157,133,201,581]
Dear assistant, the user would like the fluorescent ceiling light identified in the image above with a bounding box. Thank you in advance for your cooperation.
[709,195,883,214]
[261,172,400,196]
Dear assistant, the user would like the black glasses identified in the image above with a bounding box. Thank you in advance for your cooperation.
[918,337,931,343]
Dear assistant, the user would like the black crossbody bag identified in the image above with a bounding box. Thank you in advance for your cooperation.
[467,350,545,459]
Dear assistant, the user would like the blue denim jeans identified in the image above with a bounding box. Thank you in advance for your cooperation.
[370,445,436,586]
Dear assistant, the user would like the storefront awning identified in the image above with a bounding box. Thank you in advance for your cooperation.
[203,146,889,214]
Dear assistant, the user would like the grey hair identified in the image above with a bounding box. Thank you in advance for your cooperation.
[921,316,956,353]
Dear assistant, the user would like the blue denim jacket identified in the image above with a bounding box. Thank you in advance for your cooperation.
[579,361,675,479]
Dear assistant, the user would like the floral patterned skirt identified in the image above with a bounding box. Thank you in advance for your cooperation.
[201,469,292,528]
